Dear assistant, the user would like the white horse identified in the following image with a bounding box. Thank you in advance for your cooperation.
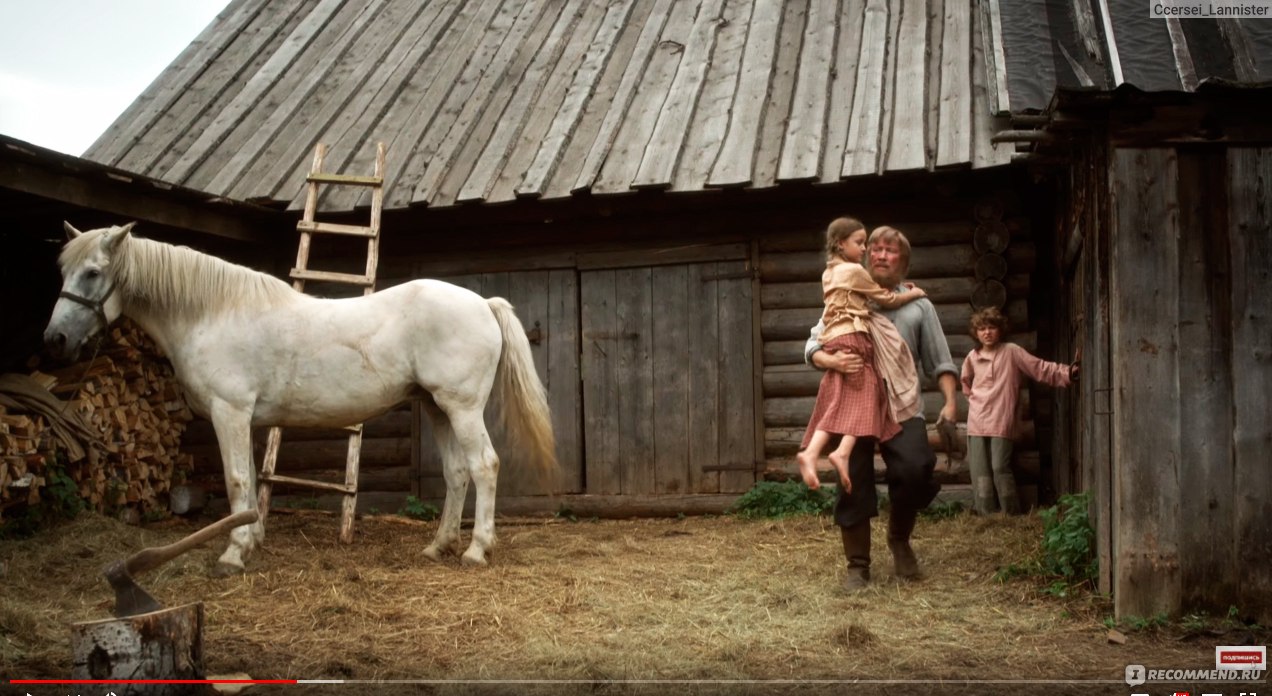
[44,222,557,574]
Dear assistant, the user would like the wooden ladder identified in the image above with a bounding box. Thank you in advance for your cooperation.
[256,142,386,544]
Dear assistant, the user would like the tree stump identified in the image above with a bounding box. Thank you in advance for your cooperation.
[71,602,205,695]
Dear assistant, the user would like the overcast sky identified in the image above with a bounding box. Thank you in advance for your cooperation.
[0,0,227,156]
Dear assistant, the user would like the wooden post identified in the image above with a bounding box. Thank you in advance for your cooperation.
[71,602,204,694]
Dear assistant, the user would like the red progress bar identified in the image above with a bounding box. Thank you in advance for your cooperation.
[12,679,298,684]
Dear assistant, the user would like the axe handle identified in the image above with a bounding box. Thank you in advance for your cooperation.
[124,509,259,576]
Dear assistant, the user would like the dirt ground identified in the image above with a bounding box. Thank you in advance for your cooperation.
[2,507,1267,696]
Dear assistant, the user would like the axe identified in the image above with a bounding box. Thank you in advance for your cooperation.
[103,509,259,617]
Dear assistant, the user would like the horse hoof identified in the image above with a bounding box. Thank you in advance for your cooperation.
[460,551,488,567]
[422,545,444,562]
[211,561,245,578]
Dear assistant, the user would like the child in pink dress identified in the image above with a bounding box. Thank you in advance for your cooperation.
[961,307,1079,514]
[797,218,926,491]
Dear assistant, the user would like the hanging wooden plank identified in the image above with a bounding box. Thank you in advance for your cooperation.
[978,0,1011,114]
[819,0,866,182]
[581,270,621,494]
[674,0,753,190]
[632,0,729,188]
[936,0,972,167]
[517,0,639,198]
[883,0,928,172]
[924,0,945,173]
[1082,143,1114,595]
[87,0,264,166]
[1174,149,1237,611]
[752,0,808,187]
[410,1,550,205]
[841,0,889,177]
[546,268,583,493]
[593,0,699,193]
[207,0,390,194]
[688,263,723,493]
[652,265,691,494]
[571,0,674,193]
[456,0,587,204]
[615,268,655,494]
[1110,147,1182,620]
[162,0,349,183]
[776,0,838,182]
[970,1,1012,168]
[1228,146,1272,622]
[708,0,783,187]
[717,259,758,491]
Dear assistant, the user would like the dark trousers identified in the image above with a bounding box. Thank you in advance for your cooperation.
[834,416,939,529]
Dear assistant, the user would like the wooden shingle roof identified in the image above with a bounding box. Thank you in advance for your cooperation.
[85,0,1015,213]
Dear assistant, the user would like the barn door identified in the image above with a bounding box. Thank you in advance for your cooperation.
[414,269,582,497]
[580,260,756,495]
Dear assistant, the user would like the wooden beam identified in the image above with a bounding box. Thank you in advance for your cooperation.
[1110,147,1182,620]
[0,149,278,243]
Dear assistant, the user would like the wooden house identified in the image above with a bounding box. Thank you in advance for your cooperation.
[988,3,1272,622]
[5,0,1268,621]
[75,0,1041,515]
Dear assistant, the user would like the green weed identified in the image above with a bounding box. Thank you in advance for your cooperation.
[727,481,837,520]
[398,496,438,521]
[995,491,1097,597]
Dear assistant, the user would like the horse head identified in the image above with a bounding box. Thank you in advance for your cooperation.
[44,221,134,360]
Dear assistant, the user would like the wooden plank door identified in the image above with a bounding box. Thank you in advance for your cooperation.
[580,260,756,495]
[414,269,582,497]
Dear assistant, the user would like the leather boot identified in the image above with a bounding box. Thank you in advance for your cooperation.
[887,507,921,580]
[839,522,871,592]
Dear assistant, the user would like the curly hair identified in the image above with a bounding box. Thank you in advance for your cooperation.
[969,307,1009,344]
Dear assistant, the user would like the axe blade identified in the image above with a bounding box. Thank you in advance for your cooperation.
[103,558,163,618]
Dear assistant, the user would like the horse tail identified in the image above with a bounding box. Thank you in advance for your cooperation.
[486,298,559,479]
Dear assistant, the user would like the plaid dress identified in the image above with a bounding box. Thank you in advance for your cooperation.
[800,331,902,449]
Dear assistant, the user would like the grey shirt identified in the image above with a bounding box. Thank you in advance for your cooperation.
[804,291,958,383]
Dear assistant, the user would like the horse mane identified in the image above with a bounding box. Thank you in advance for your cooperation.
[61,228,296,317]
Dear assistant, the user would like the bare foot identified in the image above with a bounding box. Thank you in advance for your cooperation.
[796,450,821,489]
[828,450,852,493]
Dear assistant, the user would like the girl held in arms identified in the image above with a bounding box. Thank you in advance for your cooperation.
[797,218,926,491]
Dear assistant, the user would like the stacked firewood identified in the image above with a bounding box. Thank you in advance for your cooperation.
[0,320,194,518]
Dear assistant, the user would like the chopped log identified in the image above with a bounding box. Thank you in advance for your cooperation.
[3,319,194,518]
[973,220,1011,254]
[71,602,205,689]
[971,279,1007,309]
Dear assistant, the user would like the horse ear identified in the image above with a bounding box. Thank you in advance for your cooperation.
[101,222,135,254]
[63,221,84,240]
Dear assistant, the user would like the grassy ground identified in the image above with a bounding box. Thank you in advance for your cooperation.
[1,507,1266,696]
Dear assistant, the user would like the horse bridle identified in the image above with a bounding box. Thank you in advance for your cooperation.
[59,280,117,332]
